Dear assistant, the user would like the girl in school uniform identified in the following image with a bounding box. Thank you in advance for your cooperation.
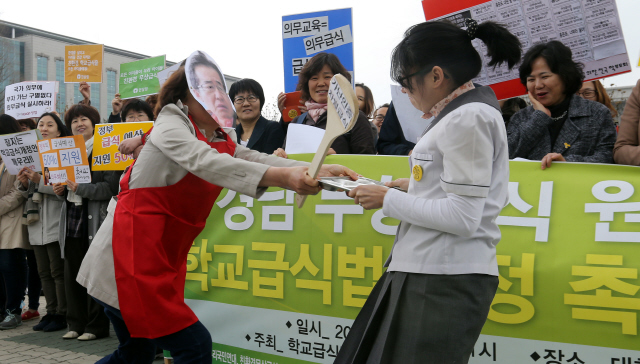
[337,19,522,364]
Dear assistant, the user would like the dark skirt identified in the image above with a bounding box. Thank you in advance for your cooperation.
[335,271,498,364]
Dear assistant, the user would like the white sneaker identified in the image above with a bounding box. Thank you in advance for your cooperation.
[78,333,97,341]
[63,330,79,339]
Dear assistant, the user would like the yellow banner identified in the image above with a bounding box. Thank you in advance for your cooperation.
[92,122,153,171]
[64,44,104,83]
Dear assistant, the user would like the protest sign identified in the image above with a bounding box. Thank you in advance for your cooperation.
[157,62,182,87]
[179,157,640,363]
[36,135,90,185]
[119,55,166,99]
[282,8,354,93]
[0,130,42,175]
[4,81,57,119]
[64,44,104,83]
[421,0,632,100]
[91,122,153,171]
[390,84,427,145]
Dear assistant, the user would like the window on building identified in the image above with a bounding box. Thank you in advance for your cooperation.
[107,70,117,115]
[90,83,100,111]
[55,60,66,114]
[73,83,82,105]
[37,56,48,80]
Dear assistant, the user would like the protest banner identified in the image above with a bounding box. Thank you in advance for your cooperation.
[282,8,354,93]
[119,55,166,99]
[36,135,90,185]
[179,156,640,363]
[4,81,57,119]
[0,130,42,175]
[157,62,182,87]
[421,0,632,100]
[91,122,153,171]
[64,44,104,83]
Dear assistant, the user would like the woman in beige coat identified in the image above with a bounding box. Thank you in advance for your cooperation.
[0,115,29,330]
[613,79,640,165]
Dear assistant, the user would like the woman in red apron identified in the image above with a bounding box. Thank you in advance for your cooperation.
[79,63,356,364]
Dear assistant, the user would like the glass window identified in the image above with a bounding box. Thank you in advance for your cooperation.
[37,56,48,80]
[90,83,100,110]
[107,70,117,115]
[56,60,66,114]
[73,83,82,105]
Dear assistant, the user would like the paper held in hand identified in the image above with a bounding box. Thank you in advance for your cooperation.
[295,74,359,208]
[36,135,91,186]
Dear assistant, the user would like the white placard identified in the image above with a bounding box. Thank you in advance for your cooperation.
[74,165,91,183]
[0,130,42,174]
[282,16,329,39]
[37,140,51,153]
[41,152,59,168]
[48,169,67,184]
[390,85,428,145]
[4,81,58,119]
[328,77,354,129]
[303,25,353,56]
[59,148,83,167]
[157,62,182,87]
[284,123,325,154]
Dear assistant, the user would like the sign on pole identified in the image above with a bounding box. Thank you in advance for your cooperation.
[91,122,153,171]
[118,55,166,99]
[282,8,354,93]
[0,130,42,174]
[37,135,91,185]
[4,81,57,119]
[65,44,104,83]
[421,0,632,100]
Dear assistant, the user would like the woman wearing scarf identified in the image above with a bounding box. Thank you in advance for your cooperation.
[275,53,376,157]
[56,103,118,341]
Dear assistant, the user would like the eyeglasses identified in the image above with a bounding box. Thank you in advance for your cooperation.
[398,66,449,89]
[194,83,226,94]
[233,95,259,105]
[577,89,596,98]
[374,115,385,121]
[125,114,145,122]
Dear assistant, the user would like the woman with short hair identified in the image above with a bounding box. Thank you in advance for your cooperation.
[508,41,617,168]
[336,19,521,363]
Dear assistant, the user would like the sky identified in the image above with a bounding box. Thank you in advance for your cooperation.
[1,0,639,109]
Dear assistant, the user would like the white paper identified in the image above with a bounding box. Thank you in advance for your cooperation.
[4,81,57,119]
[0,130,42,175]
[157,62,182,87]
[59,148,83,167]
[52,138,75,150]
[42,153,59,168]
[37,140,51,153]
[74,165,91,183]
[285,123,325,154]
[303,25,353,56]
[390,85,428,145]
[48,170,67,184]
[282,16,329,39]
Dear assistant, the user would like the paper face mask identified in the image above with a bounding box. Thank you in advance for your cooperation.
[185,51,236,128]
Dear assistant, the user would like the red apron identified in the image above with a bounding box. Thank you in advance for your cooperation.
[112,117,236,338]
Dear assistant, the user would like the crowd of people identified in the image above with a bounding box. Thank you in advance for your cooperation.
[0,17,639,364]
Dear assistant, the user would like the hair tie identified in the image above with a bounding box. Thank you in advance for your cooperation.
[465,18,478,40]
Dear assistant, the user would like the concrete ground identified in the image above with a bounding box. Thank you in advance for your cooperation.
[0,296,164,364]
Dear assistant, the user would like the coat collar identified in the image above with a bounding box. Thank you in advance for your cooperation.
[235,116,268,149]
[567,94,592,118]
[553,95,586,153]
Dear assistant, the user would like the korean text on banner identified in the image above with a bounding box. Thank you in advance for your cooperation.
[282,8,354,93]
[119,55,166,99]
[92,122,153,171]
[64,44,104,83]
[4,81,58,119]
[421,0,632,100]
[182,157,640,364]
[36,135,90,185]
[0,130,42,175]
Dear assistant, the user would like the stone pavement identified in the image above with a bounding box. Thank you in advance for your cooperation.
[0,296,164,364]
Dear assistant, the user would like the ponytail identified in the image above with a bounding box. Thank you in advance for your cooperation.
[474,21,521,69]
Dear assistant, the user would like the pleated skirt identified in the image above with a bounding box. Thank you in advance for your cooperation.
[334,271,498,364]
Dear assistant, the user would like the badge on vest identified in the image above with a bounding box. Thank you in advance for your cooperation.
[413,165,423,181]
[564,143,571,149]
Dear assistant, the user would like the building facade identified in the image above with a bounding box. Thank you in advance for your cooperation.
[0,20,239,120]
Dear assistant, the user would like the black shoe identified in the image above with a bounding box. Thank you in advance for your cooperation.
[43,314,67,332]
[33,313,55,331]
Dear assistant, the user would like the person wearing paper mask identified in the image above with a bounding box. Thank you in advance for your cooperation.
[76,51,356,364]
[273,53,376,157]
[17,112,72,332]
[187,51,235,128]
[507,41,617,169]
[53,103,119,341]
[336,19,521,363]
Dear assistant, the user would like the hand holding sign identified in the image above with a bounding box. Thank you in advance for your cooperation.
[296,74,359,208]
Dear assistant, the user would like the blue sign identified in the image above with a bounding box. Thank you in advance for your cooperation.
[282,8,354,93]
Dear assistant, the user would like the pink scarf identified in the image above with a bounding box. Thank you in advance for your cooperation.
[305,100,328,123]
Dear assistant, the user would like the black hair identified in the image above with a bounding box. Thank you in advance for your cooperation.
[375,103,390,113]
[297,53,351,101]
[16,118,37,130]
[228,79,266,111]
[37,112,72,137]
[64,104,100,131]
[0,114,21,135]
[391,20,521,92]
[121,99,154,121]
[188,51,225,91]
[519,41,585,96]
[355,83,375,118]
